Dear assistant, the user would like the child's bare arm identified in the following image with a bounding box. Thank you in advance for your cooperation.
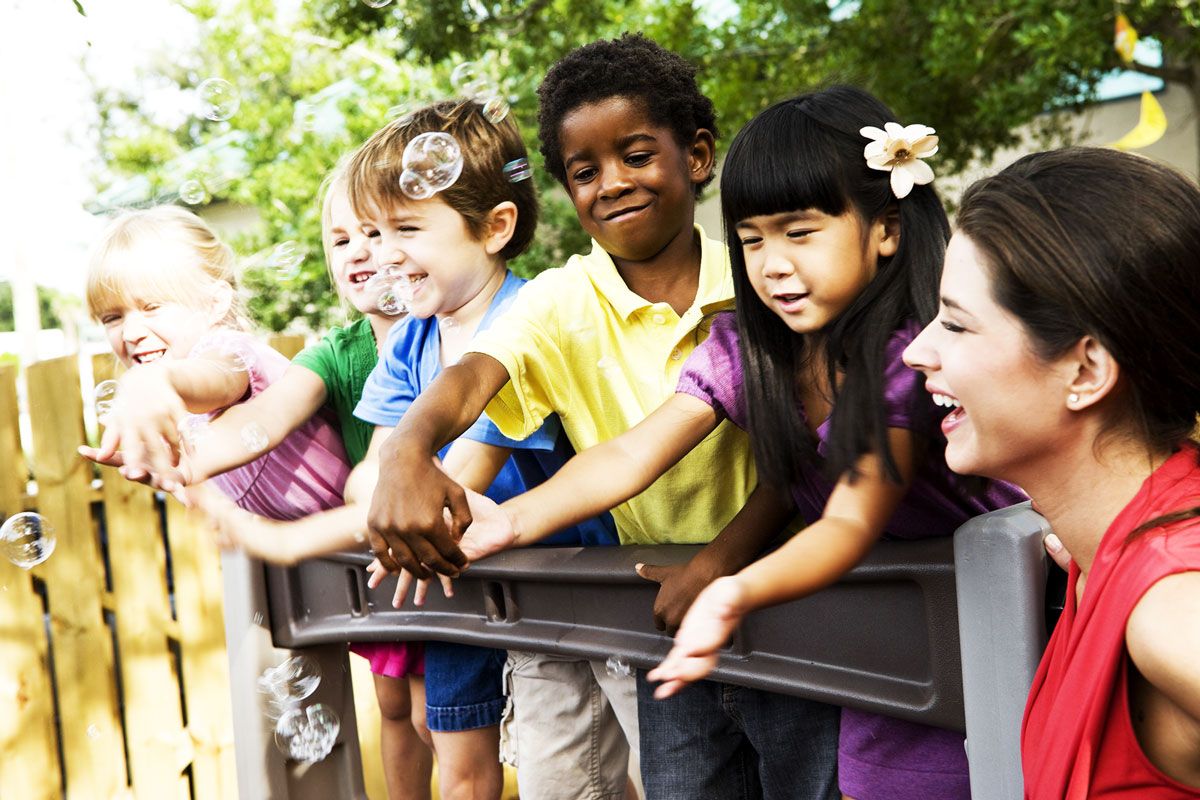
[459,394,720,561]
[182,365,328,482]
[649,427,919,695]
[91,350,251,480]
[192,484,368,566]
[369,353,512,577]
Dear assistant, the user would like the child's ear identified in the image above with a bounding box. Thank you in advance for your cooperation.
[482,201,518,256]
[876,204,901,258]
[207,280,235,325]
[687,129,716,187]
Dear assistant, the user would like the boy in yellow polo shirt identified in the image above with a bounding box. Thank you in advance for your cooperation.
[367,34,838,800]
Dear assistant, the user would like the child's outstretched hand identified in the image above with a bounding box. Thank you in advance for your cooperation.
[100,366,188,481]
[367,556,456,608]
[646,575,750,699]
[78,443,194,500]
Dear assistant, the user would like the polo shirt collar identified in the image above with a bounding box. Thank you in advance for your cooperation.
[580,224,734,321]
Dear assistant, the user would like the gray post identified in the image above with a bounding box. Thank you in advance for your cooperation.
[220,550,368,799]
[954,502,1052,800]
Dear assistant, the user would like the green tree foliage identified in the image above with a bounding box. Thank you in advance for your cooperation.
[0,284,66,332]
[90,0,1199,331]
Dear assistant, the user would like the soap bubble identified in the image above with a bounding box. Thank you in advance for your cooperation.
[196,78,240,121]
[1,513,56,570]
[94,380,118,424]
[361,0,393,7]
[376,284,406,316]
[398,170,434,201]
[274,703,340,763]
[450,61,492,101]
[399,132,463,200]
[179,179,209,205]
[240,422,269,454]
[605,655,633,678]
[86,724,100,740]
[268,241,304,281]
[482,95,510,124]
[179,415,209,450]
[503,158,532,183]
[257,654,321,705]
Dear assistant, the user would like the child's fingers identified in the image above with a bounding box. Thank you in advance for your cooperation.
[438,573,454,598]
[413,578,430,607]
[634,562,669,584]
[393,569,414,608]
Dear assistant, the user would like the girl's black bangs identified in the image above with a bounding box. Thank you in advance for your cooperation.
[720,103,850,229]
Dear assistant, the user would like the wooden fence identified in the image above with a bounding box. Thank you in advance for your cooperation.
[0,337,520,800]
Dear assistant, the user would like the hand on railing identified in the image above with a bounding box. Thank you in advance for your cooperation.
[635,558,721,634]
[646,575,750,699]
[367,442,470,579]
[366,557,455,608]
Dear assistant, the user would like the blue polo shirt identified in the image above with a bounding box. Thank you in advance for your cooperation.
[355,270,617,547]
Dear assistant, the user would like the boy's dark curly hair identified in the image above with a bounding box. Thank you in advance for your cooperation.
[537,33,719,194]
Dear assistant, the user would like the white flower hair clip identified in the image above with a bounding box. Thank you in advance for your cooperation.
[860,122,939,199]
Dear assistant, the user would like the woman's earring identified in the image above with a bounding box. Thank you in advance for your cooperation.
[1068,393,1080,405]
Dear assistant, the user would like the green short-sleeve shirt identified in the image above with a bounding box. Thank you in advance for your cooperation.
[292,317,378,465]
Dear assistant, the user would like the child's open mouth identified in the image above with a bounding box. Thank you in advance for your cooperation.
[133,349,167,364]
[349,270,375,286]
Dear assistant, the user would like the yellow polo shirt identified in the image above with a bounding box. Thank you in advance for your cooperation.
[469,226,756,545]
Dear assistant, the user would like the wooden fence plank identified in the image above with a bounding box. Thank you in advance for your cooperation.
[95,344,190,800]
[165,500,236,800]
[26,356,125,799]
[0,363,60,800]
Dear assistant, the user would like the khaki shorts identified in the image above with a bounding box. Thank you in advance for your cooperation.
[500,651,643,800]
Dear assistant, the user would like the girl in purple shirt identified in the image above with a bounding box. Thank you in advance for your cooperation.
[463,86,1021,800]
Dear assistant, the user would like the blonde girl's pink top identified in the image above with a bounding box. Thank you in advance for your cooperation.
[1022,445,1200,799]
[188,330,350,521]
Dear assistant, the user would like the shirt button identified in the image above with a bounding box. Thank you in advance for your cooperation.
[671,348,682,361]
[652,313,667,325]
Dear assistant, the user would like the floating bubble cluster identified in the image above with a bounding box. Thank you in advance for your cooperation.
[179,179,209,205]
[274,703,341,763]
[268,241,304,281]
[196,78,240,122]
[605,655,633,678]
[451,61,510,124]
[376,285,405,316]
[94,380,118,424]
[398,132,464,201]
[1,513,56,570]
[258,654,321,706]
[241,422,270,454]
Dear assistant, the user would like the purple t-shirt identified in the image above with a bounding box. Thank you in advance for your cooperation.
[188,330,350,521]
[677,312,1025,800]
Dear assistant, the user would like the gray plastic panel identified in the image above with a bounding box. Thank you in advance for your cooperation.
[954,502,1052,800]
[266,537,966,731]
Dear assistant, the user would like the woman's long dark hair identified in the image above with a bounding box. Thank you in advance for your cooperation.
[723,86,950,488]
[956,147,1200,540]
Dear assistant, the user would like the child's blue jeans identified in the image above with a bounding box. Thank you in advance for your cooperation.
[637,670,840,800]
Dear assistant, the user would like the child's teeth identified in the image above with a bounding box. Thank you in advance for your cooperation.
[933,392,961,408]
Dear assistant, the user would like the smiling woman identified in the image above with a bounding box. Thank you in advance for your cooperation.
[904,147,1200,799]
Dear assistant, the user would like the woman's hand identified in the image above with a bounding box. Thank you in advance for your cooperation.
[646,575,750,698]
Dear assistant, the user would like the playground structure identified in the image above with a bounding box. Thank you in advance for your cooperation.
[0,345,1056,799]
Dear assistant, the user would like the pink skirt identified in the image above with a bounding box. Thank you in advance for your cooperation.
[350,641,425,678]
